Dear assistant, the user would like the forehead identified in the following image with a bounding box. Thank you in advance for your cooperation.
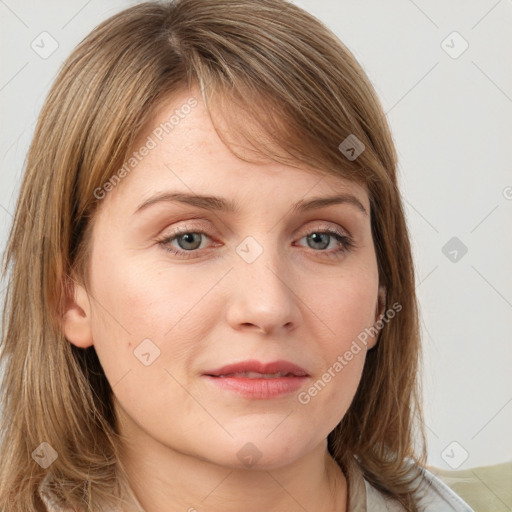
[103,86,369,214]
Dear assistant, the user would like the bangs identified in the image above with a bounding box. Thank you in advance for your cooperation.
[186,51,378,189]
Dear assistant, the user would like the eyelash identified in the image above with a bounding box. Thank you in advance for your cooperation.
[156,224,355,260]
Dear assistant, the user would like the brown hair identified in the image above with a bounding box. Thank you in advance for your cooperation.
[0,0,427,510]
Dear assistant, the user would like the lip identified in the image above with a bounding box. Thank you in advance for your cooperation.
[202,359,310,400]
[204,359,309,377]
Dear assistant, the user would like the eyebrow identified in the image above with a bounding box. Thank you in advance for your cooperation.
[134,192,368,216]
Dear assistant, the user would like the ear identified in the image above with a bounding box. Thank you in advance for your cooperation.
[375,285,387,322]
[367,285,387,350]
[60,276,94,348]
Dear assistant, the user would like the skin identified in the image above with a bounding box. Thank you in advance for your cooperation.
[62,87,386,512]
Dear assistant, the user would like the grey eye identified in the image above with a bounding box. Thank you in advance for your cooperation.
[306,232,331,250]
[176,233,203,250]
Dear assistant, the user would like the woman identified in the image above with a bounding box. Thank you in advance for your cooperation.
[0,0,474,510]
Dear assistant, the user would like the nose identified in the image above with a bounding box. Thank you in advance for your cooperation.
[225,242,302,336]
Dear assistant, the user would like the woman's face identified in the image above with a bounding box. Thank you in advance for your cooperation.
[66,88,385,470]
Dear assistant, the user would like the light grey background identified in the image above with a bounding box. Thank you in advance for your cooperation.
[1,0,511,471]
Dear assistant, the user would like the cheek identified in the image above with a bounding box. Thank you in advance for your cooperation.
[87,247,221,393]
[290,264,378,425]
[89,238,198,337]
[88,268,205,434]
[306,262,379,345]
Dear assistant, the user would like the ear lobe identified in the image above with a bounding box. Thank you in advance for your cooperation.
[60,278,94,348]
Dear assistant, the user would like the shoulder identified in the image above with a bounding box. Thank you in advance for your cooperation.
[364,462,476,512]
[413,465,476,512]
[346,456,475,512]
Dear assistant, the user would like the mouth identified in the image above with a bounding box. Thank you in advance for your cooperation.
[204,359,309,378]
[213,371,302,379]
[202,360,310,399]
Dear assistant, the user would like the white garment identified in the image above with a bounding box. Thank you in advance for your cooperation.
[344,455,475,511]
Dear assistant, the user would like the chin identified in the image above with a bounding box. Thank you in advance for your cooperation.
[200,433,313,471]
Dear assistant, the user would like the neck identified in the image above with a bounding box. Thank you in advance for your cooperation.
[117,425,347,512]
